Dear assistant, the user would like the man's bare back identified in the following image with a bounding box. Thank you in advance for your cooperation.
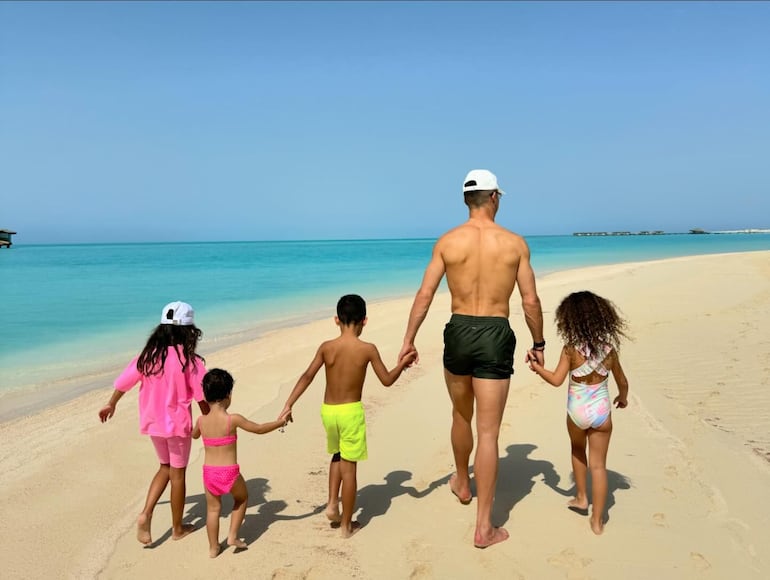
[438,218,529,318]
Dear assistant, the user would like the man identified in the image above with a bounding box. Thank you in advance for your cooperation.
[399,169,544,548]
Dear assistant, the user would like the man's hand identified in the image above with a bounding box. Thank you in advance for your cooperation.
[399,343,419,367]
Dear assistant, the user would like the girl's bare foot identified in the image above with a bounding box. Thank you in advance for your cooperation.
[172,523,195,540]
[136,514,152,545]
[340,521,362,539]
[567,497,589,516]
[227,537,248,549]
[209,545,221,558]
[590,518,604,535]
[449,473,472,505]
[325,504,342,523]
[474,526,509,549]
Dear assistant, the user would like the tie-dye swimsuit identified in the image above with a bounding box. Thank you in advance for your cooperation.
[567,344,612,430]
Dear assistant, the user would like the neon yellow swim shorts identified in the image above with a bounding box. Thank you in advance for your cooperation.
[320,401,368,462]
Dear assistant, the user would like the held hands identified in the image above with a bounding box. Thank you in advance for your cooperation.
[279,406,293,425]
[398,343,419,367]
[613,395,628,409]
[98,404,115,423]
[525,349,544,371]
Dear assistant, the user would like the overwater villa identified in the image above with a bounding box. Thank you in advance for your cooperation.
[0,229,17,248]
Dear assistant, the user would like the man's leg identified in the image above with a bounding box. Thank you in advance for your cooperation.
[472,377,510,548]
[444,369,474,503]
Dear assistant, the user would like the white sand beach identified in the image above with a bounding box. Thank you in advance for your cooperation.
[1,251,768,579]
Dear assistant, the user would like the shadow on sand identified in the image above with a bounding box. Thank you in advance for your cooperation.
[493,443,631,525]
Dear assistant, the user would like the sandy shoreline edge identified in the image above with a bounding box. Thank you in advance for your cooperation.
[1,251,768,579]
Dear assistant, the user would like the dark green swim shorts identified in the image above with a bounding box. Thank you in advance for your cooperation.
[443,314,516,379]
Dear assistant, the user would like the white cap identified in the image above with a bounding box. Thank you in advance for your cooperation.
[160,301,195,326]
[462,169,505,195]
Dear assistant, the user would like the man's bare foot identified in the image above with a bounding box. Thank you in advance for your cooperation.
[227,537,248,549]
[474,526,509,549]
[172,524,195,540]
[340,521,362,539]
[136,514,152,545]
[325,504,342,523]
[567,497,589,516]
[449,473,472,505]
[590,518,604,535]
[209,545,221,558]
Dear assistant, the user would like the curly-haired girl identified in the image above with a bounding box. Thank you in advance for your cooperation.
[526,291,629,535]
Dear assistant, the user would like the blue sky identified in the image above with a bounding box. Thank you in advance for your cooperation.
[1,1,768,243]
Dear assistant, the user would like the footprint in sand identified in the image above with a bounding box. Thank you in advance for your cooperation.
[547,547,593,573]
[409,563,432,579]
[653,513,667,527]
[690,552,711,571]
[664,465,678,478]
[662,487,676,499]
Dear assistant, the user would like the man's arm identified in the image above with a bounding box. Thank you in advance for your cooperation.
[399,242,446,364]
[516,241,545,365]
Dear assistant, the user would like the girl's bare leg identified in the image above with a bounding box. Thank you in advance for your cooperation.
[169,466,194,539]
[339,459,360,538]
[205,489,222,558]
[227,475,248,549]
[137,464,170,544]
[326,456,342,522]
[587,417,613,535]
[566,415,589,512]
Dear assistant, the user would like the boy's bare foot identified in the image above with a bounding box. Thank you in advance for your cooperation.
[227,537,248,549]
[567,497,589,516]
[340,521,362,539]
[590,518,604,535]
[172,524,195,540]
[209,545,221,558]
[136,514,152,545]
[325,504,342,523]
[449,473,472,505]
[474,526,509,549]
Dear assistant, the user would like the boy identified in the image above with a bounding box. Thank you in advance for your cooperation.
[281,294,417,538]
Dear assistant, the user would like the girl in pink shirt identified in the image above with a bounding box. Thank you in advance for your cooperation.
[99,301,209,545]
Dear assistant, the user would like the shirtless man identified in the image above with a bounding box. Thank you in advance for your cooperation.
[398,169,544,548]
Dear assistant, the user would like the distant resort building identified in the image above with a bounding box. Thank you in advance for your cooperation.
[0,229,16,248]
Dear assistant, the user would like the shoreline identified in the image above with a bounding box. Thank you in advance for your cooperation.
[1,251,768,578]
[1,248,767,425]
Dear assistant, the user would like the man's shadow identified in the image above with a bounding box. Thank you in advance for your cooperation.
[354,470,450,527]
[493,443,631,525]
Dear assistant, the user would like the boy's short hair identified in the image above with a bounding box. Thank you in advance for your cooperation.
[337,294,366,326]
[202,368,234,403]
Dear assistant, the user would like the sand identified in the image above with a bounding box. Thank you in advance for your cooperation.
[1,251,768,579]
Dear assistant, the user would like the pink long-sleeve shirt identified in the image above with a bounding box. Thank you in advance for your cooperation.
[114,346,206,438]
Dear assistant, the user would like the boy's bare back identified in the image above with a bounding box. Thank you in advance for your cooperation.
[320,334,405,404]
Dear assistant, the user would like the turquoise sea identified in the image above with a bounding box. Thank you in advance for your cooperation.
[1,234,769,413]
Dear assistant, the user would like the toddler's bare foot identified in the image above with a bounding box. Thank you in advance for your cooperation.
[590,518,604,535]
[474,526,509,549]
[227,537,248,549]
[340,521,362,539]
[325,504,342,523]
[449,473,472,505]
[136,514,152,545]
[567,497,589,516]
[209,545,221,558]
[172,523,195,540]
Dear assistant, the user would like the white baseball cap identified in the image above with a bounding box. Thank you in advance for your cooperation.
[160,301,195,326]
[462,169,505,195]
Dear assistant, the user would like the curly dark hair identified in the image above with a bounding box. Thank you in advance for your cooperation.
[137,324,203,376]
[554,291,628,355]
